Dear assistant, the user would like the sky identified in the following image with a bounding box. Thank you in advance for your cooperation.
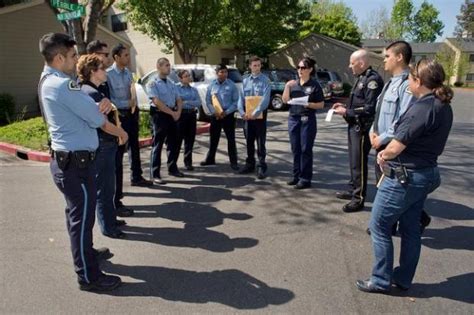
[342,0,465,41]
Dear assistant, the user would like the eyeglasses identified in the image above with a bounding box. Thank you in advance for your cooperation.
[297,66,308,70]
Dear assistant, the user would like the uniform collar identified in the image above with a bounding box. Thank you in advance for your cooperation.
[216,79,228,85]
[359,66,372,78]
[111,62,128,74]
[43,65,69,78]
[393,69,409,80]
[250,73,262,80]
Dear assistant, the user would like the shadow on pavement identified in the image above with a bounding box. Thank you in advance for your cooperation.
[422,226,474,251]
[100,262,295,309]
[424,198,474,221]
[391,273,474,304]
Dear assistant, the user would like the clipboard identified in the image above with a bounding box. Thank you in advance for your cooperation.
[245,96,263,119]
[111,104,125,146]
[211,94,224,115]
[130,83,137,115]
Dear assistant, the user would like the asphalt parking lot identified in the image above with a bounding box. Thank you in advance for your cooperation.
[0,90,473,313]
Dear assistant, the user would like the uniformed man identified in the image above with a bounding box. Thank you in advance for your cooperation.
[333,49,383,212]
[38,33,128,291]
[237,56,271,179]
[200,64,240,170]
[147,57,184,184]
[369,41,431,234]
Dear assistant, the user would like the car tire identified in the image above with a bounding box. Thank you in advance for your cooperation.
[270,94,287,111]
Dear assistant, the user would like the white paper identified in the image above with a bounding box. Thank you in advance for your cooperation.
[287,96,309,106]
[325,109,334,122]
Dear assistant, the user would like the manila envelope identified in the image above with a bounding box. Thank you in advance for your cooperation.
[211,94,224,116]
[245,96,263,119]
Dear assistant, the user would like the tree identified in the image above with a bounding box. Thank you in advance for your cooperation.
[388,0,414,39]
[119,0,224,64]
[299,0,361,46]
[454,0,474,38]
[435,46,457,84]
[411,1,444,42]
[220,0,310,58]
[359,6,392,39]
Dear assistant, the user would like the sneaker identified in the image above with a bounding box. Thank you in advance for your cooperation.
[153,177,167,185]
[294,181,311,189]
[131,176,153,187]
[79,274,122,292]
[342,200,364,213]
[168,170,185,178]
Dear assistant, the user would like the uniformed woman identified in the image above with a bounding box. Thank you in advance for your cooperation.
[282,57,325,189]
[175,70,201,170]
[356,59,453,293]
[77,54,127,239]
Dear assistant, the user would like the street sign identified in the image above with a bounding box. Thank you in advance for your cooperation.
[56,6,85,21]
[51,0,83,11]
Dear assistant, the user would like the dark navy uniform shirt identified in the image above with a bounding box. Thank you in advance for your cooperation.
[346,67,384,126]
[391,93,453,169]
[288,78,324,116]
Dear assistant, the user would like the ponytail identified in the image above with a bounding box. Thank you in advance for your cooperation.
[433,85,453,104]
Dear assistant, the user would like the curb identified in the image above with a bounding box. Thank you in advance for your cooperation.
[0,123,210,163]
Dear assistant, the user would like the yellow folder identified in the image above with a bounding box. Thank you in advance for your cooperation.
[211,94,224,115]
[245,96,263,119]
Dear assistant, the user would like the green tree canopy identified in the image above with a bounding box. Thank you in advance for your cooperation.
[454,0,474,38]
[299,0,361,46]
[411,1,444,42]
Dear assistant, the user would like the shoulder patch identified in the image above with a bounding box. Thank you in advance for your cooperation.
[405,86,412,94]
[68,80,80,91]
[367,81,379,90]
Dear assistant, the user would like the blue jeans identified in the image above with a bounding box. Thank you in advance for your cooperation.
[95,140,119,235]
[369,166,440,290]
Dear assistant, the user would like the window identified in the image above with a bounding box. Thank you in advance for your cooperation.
[192,70,205,82]
[111,14,127,32]
[469,54,474,62]
[466,73,474,81]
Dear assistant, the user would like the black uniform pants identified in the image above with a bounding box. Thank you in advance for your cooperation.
[176,111,197,167]
[115,109,142,205]
[205,114,237,165]
[150,109,179,178]
[348,124,371,202]
[50,159,101,284]
[243,115,267,171]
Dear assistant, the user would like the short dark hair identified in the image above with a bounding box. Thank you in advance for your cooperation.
[248,56,262,65]
[86,40,108,54]
[177,69,190,78]
[299,56,317,76]
[215,64,228,72]
[39,32,76,63]
[386,41,412,65]
[111,43,126,60]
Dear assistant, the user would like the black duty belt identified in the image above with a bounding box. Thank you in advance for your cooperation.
[181,108,197,114]
[51,150,96,170]
[117,108,133,117]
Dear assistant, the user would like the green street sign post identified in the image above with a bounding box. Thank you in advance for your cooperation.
[51,0,82,11]
[51,0,85,21]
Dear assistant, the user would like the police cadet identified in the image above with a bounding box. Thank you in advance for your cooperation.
[237,56,271,179]
[282,57,325,189]
[86,40,112,98]
[38,33,128,291]
[201,64,240,171]
[332,49,383,212]
[147,57,184,184]
[108,44,152,218]
[369,41,431,234]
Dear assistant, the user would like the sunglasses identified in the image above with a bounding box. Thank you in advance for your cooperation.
[297,66,308,70]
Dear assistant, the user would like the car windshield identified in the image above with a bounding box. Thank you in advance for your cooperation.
[228,69,242,83]
[332,72,342,81]
[316,71,331,82]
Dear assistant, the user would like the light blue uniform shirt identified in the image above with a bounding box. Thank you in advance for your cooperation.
[237,73,271,117]
[176,83,201,110]
[372,70,414,146]
[146,77,180,108]
[106,63,132,109]
[39,66,105,152]
[205,79,239,116]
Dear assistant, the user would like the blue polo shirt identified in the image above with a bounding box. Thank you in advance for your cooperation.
[205,79,239,115]
[147,77,180,108]
[39,66,105,152]
[176,83,201,110]
[106,63,132,110]
[288,78,324,116]
[237,73,271,117]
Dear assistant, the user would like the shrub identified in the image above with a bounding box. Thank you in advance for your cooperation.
[453,81,464,87]
[138,109,152,138]
[0,93,16,125]
[342,83,352,97]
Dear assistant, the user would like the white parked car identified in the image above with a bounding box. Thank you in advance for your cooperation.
[134,64,243,121]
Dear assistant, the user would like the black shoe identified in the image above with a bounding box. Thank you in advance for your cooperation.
[79,274,122,292]
[295,181,311,189]
[185,165,194,171]
[238,165,255,174]
[257,168,266,179]
[287,178,299,186]
[116,219,127,227]
[230,164,239,171]
[420,210,431,234]
[342,201,364,213]
[104,230,126,239]
[169,170,185,178]
[355,279,390,294]
[392,282,409,291]
[131,177,153,187]
[153,177,167,185]
[200,160,215,166]
[93,247,113,260]
[117,206,134,217]
[336,191,353,200]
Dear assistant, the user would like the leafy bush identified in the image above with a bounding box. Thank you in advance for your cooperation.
[0,117,49,150]
[342,83,352,97]
[138,109,152,138]
[0,93,16,125]
[453,81,464,87]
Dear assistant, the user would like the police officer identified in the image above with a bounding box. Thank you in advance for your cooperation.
[86,40,112,98]
[38,33,128,291]
[356,60,453,293]
[282,57,325,189]
[333,49,383,212]
[201,64,240,170]
[369,41,431,234]
[147,57,184,184]
[237,56,271,179]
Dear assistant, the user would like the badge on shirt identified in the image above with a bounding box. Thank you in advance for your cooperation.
[305,87,314,94]
[406,86,412,94]
[357,82,364,89]
[367,81,378,90]
[68,80,80,91]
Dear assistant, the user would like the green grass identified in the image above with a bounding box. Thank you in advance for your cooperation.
[0,111,152,152]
